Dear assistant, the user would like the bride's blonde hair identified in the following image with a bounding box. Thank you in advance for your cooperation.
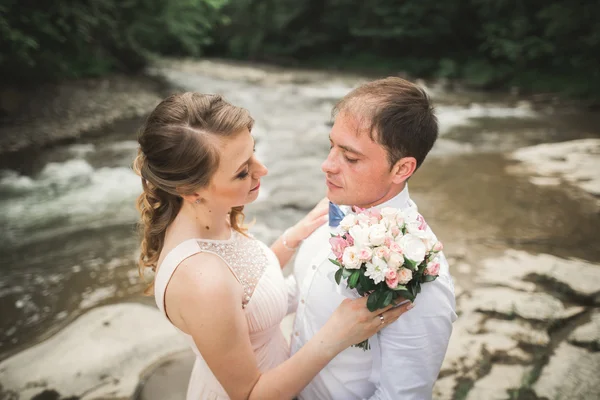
[133,92,254,293]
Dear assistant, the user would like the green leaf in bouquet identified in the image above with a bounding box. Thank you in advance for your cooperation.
[394,289,415,303]
[392,285,408,291]
[348,270,360,289]
[422,274,438,283]
[408,280,417,297]
[359,270,375,291]
[329,258,343,268]
[416,282,422,294]
[404,257,418,271]
[356,284,365,296]
[367,290,380,312]
[380,290,394,308]
[342,268,353,279]
[334,268,343,285]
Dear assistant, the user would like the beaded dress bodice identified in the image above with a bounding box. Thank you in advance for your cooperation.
[196,231,268,308]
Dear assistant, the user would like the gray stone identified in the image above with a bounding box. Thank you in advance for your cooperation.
[511,138,600,200]
[477,250,600,302]
[470,287,582,321]
[137,350,195,400]
[433,375,456,400]
[569,310,600,349]
[484,318,550,347]
[534,342,600,400]
[0,303,188,400]
[466,364,531,400]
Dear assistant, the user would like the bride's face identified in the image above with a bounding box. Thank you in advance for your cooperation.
[203,129,268,208]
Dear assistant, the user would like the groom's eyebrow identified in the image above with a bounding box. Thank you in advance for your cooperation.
[330,136,365,156]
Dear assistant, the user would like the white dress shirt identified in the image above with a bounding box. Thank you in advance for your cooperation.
[291,186,457,400]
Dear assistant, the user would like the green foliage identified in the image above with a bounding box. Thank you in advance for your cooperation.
[0,0,227,83]
[1,0,598,100]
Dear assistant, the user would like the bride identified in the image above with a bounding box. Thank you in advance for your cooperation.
[133,92,412,400]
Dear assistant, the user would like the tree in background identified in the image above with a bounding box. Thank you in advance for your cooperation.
[1,0,598,100]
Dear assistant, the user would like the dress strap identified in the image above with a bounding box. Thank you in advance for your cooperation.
[154,239,204,317]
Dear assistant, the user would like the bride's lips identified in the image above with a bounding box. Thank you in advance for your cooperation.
[250,182,260,192]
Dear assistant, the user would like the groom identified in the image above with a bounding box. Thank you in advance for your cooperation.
[291,77,457,399]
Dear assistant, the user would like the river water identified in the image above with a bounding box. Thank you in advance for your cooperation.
[1,60,599,361]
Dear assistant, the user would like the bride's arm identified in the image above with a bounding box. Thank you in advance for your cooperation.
[167,253,412,400]
[270,198,329,268]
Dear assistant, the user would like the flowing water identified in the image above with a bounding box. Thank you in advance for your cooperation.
[1,60,599,361]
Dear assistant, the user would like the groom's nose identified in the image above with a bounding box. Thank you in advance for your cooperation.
[321,150,338,174]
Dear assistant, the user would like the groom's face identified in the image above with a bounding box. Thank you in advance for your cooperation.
[322,112,398,208]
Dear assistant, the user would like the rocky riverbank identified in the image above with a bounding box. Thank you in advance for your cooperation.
[0,59,598,400]
[0,75,166,157]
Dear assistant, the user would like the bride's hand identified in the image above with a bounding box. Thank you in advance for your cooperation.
[321,297,414,353]
[286,197,329,246]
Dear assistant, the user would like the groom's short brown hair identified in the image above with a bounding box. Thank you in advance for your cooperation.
[333,77,438,169]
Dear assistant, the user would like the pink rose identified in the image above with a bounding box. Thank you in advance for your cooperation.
[391,226,400,237]
[374,246,391,260]
[389,241,403,254]
[386,276,399,289]
[345,233,354,246]
[329,236,348,260]
[397,267,413,284]
[433,241,443,252]
[385,269,397,280]
[425,261,440,276]
[358,247,373,261]
[417,214,428,231]
[385,269,399,288]
[384,237,392,247]
[369,208,382,219]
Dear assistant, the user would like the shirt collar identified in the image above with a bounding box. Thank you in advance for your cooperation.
[340,185,411,214]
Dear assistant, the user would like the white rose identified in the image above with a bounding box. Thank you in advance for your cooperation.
[339,214,357,231]
[368,223,387,246]
[356,213,371,227]
[380,207,399,220]
[397,267,413,284]
[349,225,370,249]
[403,207,420,223]
[364,256,388,284]
[387,252,404,269]
[342,246,362,269]
[398,233,427,264]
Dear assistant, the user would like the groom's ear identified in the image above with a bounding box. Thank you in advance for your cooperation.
[390,157,417,184]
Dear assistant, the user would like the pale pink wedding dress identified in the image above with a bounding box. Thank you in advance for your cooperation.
[154,230,290,400]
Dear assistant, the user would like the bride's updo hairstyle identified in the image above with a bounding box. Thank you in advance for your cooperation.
[133,92,254,288]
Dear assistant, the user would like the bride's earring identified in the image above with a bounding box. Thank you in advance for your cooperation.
[195,198,202,204]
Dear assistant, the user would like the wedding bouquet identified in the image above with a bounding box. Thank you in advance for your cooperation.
[329,206,443,349]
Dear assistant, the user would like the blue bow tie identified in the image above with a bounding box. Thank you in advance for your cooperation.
[328,202,346,228]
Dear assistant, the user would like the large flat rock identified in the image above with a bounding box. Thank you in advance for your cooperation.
[477,250,600,302]
[466,364,531,400]
[569,310,600,350]
[0,303,188,399]
[468,287,583,321]
[510,138,600,199]
[534,342,600,400]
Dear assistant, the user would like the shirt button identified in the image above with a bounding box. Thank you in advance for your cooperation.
[312,265,317,270]
[295,331,299,336]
